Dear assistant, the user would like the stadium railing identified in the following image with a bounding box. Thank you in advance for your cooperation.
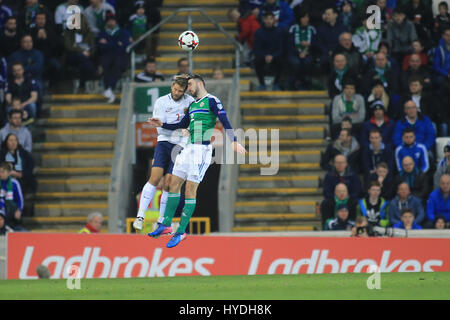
[125,217,211,235]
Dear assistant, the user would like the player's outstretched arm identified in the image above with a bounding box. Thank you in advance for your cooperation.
[146,117,163,127]
[232,141,247,155]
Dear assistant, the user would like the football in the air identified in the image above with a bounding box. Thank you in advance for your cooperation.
[178,30,199,51]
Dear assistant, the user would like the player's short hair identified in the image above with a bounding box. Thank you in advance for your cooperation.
[177,57,188,66]
[0,162,12,172]
[173,76,189,90]
[189,74,205,86]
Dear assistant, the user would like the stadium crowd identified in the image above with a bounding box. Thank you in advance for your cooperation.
[232,0,450,232]
[0,0,168,234]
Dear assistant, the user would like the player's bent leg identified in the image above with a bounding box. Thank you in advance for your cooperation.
[167,181,199,248]
[157,174,172,224]
[134,167,165,231]
[148,174,185,238]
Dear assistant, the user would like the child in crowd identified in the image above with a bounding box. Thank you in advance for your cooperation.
[393,208,422,230]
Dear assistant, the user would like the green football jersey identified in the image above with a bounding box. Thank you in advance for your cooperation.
[188,94,221,144]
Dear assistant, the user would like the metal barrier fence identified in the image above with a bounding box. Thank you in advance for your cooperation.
[125,217,211,235]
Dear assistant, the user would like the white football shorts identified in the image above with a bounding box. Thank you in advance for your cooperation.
[171,143,213,184]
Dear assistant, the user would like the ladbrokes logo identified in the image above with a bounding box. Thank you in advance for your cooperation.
[17,246,443,279]
[18,246,214,279]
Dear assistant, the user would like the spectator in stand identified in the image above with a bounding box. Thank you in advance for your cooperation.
[135,58,164,83]
[97,12,131,103]
[5,62,38,122]
[212,66,225,80]
[128,1,147,54]
[357,181,390,228]
[9,97,33,126]
[287,9,315,90]
[395,127,430,173]
[400,53,432,93]
[0,133,35,193]
[63,13,97,93]
[395,155,431,201]
[0,17,21,59]
[259,0,294,30]
[434,143,450,189]
[55,0,84,34]
[386,7,418,64]
[8,34,44,82]
[362,52,399,98]
[0,162,25,231]
[324,203,355,230]
[333,32,364,75]
[228,7,260,65]
[323,154,362,199]
[393,208,423,230]
[29,12,63,88]
[18,0,52,30]
[79,211,103,234]
[171,57,190,80]
[331,79,365,137]
[399,76,446,136]
[0,110,33,153]
[362,128,395,178]
[0,55,6,106]
[374,41,401,77]
[403,0,434,50]
[330,115,354,140]
[401,40,428,71]
[328,53,357,98]
[253,10,285,91]
[352,13,382,66]
[337,0,360,32]
[426,174,450,226]
[351,216,369,237]
[84,0,115,36]
[434,215,447,229]
[375,0,390,33]
[315,7,349,69]
[432,26,450,93]
[0,0,12,31]
[0,200,14,235]
[393,100,436,151]
[366,80,393,118]
[292,0,335,27]
[432,1,450,43]
[366,161,396,200]
[360,100,395,150]
[321,128,361,172]
[320,182,358,229]
[388,181,425,225]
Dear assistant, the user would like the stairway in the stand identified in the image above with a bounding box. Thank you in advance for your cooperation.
[234,91,330,232]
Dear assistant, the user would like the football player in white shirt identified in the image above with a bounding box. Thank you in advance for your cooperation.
[133,76,194,232]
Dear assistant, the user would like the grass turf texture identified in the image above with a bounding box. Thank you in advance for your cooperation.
[1,272,449,300]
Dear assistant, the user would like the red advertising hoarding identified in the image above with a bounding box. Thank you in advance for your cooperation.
[7,233,450,279]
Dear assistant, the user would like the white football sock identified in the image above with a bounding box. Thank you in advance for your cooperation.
[158,190,169,224]
[137,182,157,219]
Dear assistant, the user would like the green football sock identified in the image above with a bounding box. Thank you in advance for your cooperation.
[177,198,196,234]
[162,192,180,226]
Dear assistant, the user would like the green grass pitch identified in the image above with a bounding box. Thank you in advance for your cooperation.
[1,272,449,300]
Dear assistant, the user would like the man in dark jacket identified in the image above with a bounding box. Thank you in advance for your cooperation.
[400,53,432,93]
[320,182,357,230]
[0,16,21,58]
[8,34,44,81]
[259,0,294,30]
[315,7,348,70]
[97,12,130,103]
[362,128,395,179]
[362,52,399,96]
[253,10,285,90]
[395,155,431,202]
[332,32,363,75]
[323,154,362,199]
[320,128,360,172]
[360,100,395,149]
